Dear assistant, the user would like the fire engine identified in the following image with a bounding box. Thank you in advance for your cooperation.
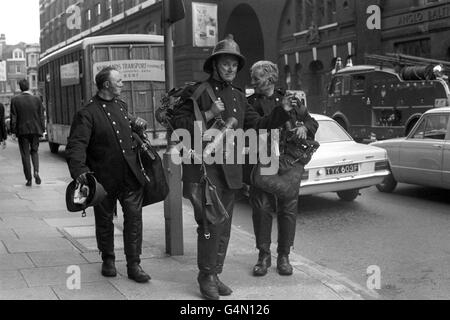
[324,53,450,142]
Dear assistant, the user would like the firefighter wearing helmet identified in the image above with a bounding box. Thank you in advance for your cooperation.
[170,35,295,300]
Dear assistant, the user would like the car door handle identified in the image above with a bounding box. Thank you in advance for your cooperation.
[432,144,443,149]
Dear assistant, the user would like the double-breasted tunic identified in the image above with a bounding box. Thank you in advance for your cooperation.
[66,95,144,196]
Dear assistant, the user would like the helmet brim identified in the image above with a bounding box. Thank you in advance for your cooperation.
[65,174,107,212]
[203,52,246,74]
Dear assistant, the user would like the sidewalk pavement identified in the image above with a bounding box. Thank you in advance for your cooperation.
[0,137,379,300]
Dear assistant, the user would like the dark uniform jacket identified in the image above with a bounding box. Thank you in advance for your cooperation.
[244,89,319,184]
[248,88,318,141]
[10,92,45,136]
[66,95,145,196]
[0,103,6,141]
[170,78,291,190]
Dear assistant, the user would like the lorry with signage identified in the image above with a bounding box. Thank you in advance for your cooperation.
[38,34,166,153]
[323,54,450,142]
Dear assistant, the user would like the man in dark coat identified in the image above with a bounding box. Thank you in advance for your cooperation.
[65,67,151,283]
[170,35,295,300]
[248,61,318,277]
[10,79,45,186]
[0,102,6,149]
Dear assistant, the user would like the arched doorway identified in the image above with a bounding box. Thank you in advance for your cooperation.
[224,4,264,90]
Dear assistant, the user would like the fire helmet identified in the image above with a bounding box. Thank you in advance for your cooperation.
[65,173,107,212]
[203,34,246,74]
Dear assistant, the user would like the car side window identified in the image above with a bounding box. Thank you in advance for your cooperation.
[411,118,426,139]
[410,114,449,140]
[425,115,449,140]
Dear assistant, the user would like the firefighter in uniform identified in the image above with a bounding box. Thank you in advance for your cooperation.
[66,67,151,283]
[170,35,295,300]
[248,61,318,277]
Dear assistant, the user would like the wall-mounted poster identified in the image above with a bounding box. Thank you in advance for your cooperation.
[192,2,218,47]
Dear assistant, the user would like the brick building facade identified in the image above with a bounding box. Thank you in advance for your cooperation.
[38,0,450,106]
[0,34,40,114]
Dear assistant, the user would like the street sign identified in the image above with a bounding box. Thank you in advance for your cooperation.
[93,60,165,82]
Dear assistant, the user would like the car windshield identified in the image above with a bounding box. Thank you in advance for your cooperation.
[315,120,353,143]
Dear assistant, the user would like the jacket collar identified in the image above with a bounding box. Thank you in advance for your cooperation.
[208,77,232,90]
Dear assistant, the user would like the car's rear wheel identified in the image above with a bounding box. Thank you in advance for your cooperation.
[376,172,397,193]
[337,189,359,201]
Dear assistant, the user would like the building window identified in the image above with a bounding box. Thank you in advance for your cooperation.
[85,8,92,28]
[394,38,431,58]
[305,0,313,28]
[326,0,336,24]
[296,0,303,31]
[13,49,24,60]
[118,0,124,13]
[31,74,37,89]
[146,22,157,35]
[317,0,325,26]
[16,65,21,73]
[96,3,101,16]
[107,0,113,18]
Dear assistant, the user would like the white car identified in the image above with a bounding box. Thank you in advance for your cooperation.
[299,114,390,201]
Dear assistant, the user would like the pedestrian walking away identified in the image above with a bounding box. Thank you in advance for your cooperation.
[0,102,7,149]
[65,66,152,283]
[247,60,318,277]
[170,35,296,300]
[10,79,45,186]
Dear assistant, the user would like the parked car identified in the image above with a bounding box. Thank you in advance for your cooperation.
[299,114,390,201]
[371,107,450,193]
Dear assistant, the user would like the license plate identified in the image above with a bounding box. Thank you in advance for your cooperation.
[326,164,359,176]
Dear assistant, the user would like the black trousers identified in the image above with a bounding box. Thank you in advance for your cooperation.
[187,185,236,275]
[249,185,299,255]
[18,134,40,181]
[93,187,144,265]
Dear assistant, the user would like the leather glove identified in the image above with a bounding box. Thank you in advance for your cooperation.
[293,126,308,140]
[76,172,89,186]
[135,117,148,130]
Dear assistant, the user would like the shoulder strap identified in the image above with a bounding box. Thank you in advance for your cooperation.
[191,81,217,102]
[189,81,218,131]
